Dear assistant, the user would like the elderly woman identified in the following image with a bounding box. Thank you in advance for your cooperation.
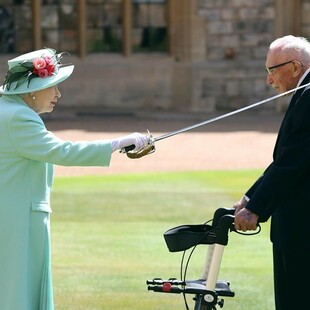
[0,48,149,310]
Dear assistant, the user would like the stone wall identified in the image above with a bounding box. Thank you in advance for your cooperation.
[192,0,277,113]
[63,54,174,112]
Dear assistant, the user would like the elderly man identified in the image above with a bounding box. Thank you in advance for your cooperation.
[234,35,310,310]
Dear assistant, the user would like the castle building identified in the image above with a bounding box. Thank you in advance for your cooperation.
[0,0,308,116]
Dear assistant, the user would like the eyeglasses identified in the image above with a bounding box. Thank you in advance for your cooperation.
[265,60,294,74]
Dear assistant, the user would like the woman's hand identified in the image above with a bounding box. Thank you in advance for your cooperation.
[111,132,150,152]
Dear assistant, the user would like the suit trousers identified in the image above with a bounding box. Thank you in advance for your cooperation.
[273,245,310,310]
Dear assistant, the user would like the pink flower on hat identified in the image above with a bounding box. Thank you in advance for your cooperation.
[32,56,55,78]
[37,69,49,78]
[33,57,46,70]
[46,64,55,76]
[44,56,53,65]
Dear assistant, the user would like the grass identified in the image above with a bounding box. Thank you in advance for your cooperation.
[51,170,274,310]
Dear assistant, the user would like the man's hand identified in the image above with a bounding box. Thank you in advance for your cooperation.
[233,196,248,214]
[234,208,259,232]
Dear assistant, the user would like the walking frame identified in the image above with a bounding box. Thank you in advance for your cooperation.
[146,208,261,309]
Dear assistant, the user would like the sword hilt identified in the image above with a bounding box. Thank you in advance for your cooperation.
[120,129,155,158]
[122,144,135,153]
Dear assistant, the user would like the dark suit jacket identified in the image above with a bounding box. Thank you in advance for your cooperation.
[245,72,310,250]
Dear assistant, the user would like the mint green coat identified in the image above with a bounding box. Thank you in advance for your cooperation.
[0,95,112,310]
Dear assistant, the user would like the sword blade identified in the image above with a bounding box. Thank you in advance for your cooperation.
[154,82,310,142]
[121,82,310,154]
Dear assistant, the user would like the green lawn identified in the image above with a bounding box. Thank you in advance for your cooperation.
[51,170,274,309]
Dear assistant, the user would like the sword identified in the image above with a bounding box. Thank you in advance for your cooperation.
[121,82,310,158]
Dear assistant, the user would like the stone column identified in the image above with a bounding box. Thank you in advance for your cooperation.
[123,0,132,57]
[77,0,87,59]
[32,1,41,50]
[275,0,301,36]
[169,0,206,111]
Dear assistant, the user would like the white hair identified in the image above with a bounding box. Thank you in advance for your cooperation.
[270,35,310,66]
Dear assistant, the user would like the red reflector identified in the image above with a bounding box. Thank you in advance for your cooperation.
[162,282,172,292]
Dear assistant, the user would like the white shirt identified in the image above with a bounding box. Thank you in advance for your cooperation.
[297,67,310,88]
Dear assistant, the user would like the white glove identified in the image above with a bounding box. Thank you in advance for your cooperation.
[111,132,149,152]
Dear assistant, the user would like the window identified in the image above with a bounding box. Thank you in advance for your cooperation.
[0,0,169,56]
[132,0,168,53]
[87,0,123,53]
[42,0,77,53]
[86,0,168,54]
[0,0,32,54]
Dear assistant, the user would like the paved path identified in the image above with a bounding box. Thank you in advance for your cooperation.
[45,112,283,176]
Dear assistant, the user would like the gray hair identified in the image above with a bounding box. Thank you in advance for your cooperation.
[270,35,310,66]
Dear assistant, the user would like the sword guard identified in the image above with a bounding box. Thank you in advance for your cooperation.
[121,129,156,159]
[126,144,156,159]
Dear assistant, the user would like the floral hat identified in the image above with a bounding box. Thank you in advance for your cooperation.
[0,48,74,95]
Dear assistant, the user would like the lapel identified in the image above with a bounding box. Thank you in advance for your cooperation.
[290,74,310,106]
